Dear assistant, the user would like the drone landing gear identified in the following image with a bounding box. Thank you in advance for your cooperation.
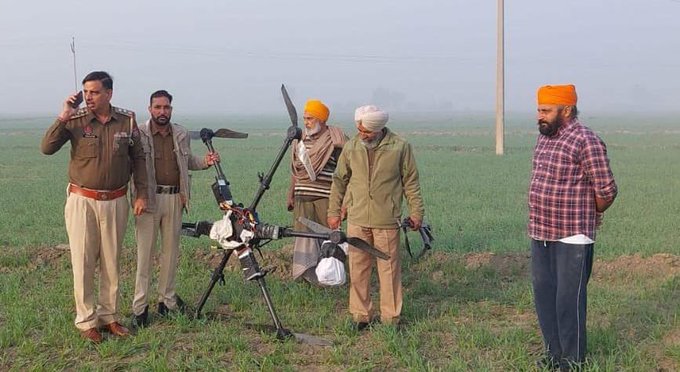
[194,247,293,341]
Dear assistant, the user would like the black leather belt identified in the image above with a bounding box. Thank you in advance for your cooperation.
[156,185,180,194]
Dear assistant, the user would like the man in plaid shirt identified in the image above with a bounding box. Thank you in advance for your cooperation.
[529,84,618,370]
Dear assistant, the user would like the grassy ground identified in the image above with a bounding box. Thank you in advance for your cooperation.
[0,114,678,370]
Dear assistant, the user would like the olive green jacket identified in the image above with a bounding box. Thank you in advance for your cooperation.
[328,128,424,229]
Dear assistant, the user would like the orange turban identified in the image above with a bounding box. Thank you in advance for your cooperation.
[304,99,330,122]
[537,85,577,106]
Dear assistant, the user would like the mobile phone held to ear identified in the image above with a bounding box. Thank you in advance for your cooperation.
[71,91,83,108]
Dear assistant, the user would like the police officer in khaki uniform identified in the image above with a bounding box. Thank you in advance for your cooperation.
[41,71,148,343]
[131,90,218,327]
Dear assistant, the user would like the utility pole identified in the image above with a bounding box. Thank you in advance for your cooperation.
[495,0,505,155]
[70,37,78,91]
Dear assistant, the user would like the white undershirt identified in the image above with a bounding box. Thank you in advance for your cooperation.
[559,234,595,245]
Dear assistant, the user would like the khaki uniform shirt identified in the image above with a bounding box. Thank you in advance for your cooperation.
[151,124,180,186]
[41,106,148,198]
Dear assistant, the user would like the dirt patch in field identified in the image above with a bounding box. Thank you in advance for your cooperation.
[0,347,17,371]
[593,253,680,283]
[464,252,531,280]
[459,252,680,284]
[192,244,295,281]
[651,329,680,372]
[658,360,679,372]
[663,327,680,347]
[260,244,294,280]
[31,244,70,268]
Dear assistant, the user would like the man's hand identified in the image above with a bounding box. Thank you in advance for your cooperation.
[205,151,220,166]
[286,195,294,212]
[133,198,147,216]
[595,196,614,213]
[287,177,295,212]
[327,216,341,230]
[58,92,80,122]
[408,216,422,231]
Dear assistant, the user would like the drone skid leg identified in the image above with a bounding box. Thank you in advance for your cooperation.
[195,249,233,318]
[238,248,292,340]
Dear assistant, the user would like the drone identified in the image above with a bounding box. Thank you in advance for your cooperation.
[180,85,388,344]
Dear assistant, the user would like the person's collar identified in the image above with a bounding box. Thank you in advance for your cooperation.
[375,127,387,143]
[87,105,115,124]
[151,121,172,136]
[555,118,577,136]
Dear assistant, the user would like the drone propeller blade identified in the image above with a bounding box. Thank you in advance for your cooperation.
[347,237,390,260]
[297,217,333,234]
[297,217,389,260]
[214,128,248,139]
[189,128,248,140]
[281,84,298,127]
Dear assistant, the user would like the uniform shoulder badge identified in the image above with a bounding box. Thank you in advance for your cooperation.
[71,108,88,119]
[113,106,135,117]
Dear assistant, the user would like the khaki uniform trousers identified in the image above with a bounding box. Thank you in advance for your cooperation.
[292,197,329,280]
[133,193,183,315]
[64,192,129,331]
[347,223,402,324]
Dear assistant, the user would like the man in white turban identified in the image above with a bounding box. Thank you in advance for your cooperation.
[353,105,389,149]
[328,105,425,330]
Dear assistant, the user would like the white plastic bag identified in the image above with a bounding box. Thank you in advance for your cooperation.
[315,241,348,286]
[209,211,254,249]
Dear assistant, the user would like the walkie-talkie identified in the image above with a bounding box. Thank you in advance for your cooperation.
[71,91,83,108]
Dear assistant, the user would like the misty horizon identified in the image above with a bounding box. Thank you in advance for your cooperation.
[2,1,679,117]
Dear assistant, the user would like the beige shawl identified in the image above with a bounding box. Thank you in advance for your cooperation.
[292,125,346,182]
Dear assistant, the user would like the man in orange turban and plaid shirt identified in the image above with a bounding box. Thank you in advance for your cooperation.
[529,84,618,370]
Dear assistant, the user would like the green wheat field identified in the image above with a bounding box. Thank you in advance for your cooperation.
[0,113,678,371]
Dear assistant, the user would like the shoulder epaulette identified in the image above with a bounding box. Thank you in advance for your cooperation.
[113,106,135,117]
[71,108,88,119]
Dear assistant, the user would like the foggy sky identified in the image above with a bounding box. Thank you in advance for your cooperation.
[1,0,679,117]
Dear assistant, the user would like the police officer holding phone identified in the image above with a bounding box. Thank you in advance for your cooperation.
[41,71,148,343]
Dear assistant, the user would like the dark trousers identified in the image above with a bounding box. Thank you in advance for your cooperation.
[531,239,594,365]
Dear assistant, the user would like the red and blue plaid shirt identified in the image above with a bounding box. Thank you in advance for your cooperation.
[528,119,618,241]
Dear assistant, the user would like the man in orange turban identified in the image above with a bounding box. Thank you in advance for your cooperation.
[287,99,347,285]
[530,84,618,369]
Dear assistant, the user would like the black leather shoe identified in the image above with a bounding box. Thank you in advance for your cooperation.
[157,301,169,316]
[175,295,186,313]
[158,295,186,316]
[352,322,370,332]
[133,306,149,328]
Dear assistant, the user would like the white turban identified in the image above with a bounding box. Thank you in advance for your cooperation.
[354,105,389,132]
